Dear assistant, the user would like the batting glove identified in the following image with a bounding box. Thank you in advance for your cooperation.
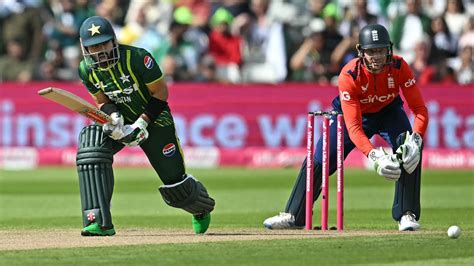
[103,112,125,140]
[120,117,149,147]
[368,147,401,181]
[396,131,422,174]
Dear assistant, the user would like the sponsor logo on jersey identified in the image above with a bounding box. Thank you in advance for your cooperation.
[404,78,416,88]
[144,55,154,69]
[361,83,368,93]
[360,93,396,104]
[162,143,176,157]
[93,81,108,89]
[340,91,351,101]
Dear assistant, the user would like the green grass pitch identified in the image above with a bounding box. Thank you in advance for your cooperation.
[0,167,472,265]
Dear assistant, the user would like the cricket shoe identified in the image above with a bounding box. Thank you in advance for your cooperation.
[192,213,211,234]
[81,222,116,236]
[398,211,420,231]
[263,212,302,229]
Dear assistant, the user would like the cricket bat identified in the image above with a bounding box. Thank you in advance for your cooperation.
[38,87,112,124]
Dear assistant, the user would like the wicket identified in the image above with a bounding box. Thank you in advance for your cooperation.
[305,111,344,231]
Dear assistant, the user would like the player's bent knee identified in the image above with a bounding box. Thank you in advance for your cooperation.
[159,175,215,215]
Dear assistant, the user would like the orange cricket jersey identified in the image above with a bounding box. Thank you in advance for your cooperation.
[337,55,429,156]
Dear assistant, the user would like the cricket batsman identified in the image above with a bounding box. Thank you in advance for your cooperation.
[264,24,429,231]
[76,16,215,236]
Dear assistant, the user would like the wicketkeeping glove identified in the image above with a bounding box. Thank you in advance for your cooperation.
[396,131,422,174]
[368,147,402,181]
[120,117,149,147]
[103,112,125,140]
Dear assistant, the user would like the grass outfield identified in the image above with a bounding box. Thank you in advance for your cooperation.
[0,167,472,265]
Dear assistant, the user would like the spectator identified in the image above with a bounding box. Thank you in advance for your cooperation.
[289,18,329,83]
[444,0,468,38]
[410,37,436,85]
[39,40,76,80]
[195,54,221,82]
[44,0,88,72]
[339,0,382,37]
[421,0,446,18]
[125,0,174,36]
[330,22,360,73]
[240,0,287,83]
[176,0,211,28]
[119,2,162,55]
[429,16,457,62]
[0,38,36,82]
[458,16,474,49]
[453,46,473,84]
[1,2,44,60]
[391,0,431,64]
[216,0,251,17]
[153,7,200,81]
[95,0,124,37]
[208,7,242,83]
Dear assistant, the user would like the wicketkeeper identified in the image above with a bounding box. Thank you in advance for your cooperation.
[76,16,215,236]
[264,24,429,231]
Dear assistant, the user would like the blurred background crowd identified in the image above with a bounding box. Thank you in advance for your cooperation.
[0,0,472,85]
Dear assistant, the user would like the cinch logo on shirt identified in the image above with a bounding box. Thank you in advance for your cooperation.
[144,56,154,69]
[162,143,176,157]
[404,78,416,88]
[360,93,396,104]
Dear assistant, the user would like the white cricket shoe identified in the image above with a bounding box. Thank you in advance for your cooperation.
[398,211,420,231]
[263,212,301,229]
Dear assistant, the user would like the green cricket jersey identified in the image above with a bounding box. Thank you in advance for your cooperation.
[78,45,174,127]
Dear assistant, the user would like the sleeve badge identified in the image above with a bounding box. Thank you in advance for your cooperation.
[144,55,154,69]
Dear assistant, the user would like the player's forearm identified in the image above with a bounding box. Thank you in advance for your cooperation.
[341,99,375,156]
[347,123,374,156]
[403,86,429,136]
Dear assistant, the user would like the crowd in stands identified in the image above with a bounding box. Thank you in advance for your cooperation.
[0,0,472,85]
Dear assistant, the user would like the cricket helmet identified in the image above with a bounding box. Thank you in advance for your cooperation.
[79,16,119,70]
[356,24,393,71]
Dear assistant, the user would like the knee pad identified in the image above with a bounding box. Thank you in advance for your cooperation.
[159,174,215,215]
[76,125,115,228]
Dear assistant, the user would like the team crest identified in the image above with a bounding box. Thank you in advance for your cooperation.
[87,211,96,221]
[388,75,395,89]
[371,30,379,41]
[144,56,154,69]
[162,143,176,157]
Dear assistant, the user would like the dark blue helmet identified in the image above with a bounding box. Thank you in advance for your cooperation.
[80,16,116,47]
[79,16,119,70]
[356,24,393,71]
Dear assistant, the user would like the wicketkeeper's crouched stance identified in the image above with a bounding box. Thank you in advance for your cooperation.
[264,24,428,231]
[76,16,215,236]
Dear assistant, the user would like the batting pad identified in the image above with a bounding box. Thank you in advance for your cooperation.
[392,132,422,221]
[159,175,215,215]
[76,125,115,228]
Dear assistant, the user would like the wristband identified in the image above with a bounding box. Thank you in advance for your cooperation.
[144,97,168,122]
[100,102,119,115]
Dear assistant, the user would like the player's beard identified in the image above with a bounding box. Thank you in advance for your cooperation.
[97,52,111,68]
[92,46,119,70]
[364,54,386,73]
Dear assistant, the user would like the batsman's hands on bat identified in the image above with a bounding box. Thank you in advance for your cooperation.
[396,131,422,174]
[103,112,126,140]
[120,117,149,147]
[368,147,401,181]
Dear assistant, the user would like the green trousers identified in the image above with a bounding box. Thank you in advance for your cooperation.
[110,124,186,184]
